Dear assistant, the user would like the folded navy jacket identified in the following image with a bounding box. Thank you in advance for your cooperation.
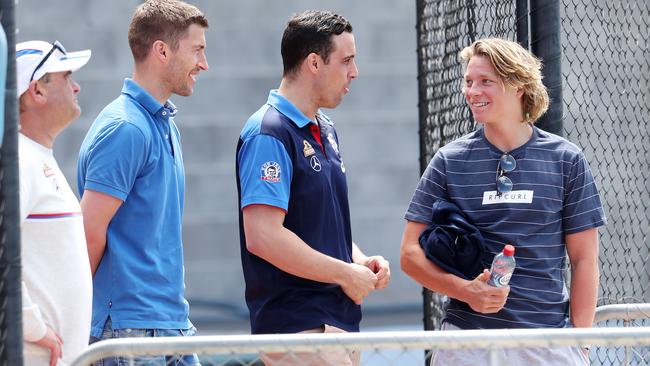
[418,200,486,280]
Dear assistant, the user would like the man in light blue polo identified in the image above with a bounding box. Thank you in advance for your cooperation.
[77,1,208,365]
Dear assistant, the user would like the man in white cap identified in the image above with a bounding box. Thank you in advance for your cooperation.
[17,40,92,366]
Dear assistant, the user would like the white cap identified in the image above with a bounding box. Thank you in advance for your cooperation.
[16,40,91,97]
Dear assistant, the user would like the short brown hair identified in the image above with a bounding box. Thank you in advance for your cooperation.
[128,0,208,62]
[281,10,353,77]
[460,38,549,123]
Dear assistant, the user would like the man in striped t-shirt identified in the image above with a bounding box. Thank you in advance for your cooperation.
[400,38,606,365]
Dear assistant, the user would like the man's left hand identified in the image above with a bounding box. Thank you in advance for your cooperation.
[361,256,391,290]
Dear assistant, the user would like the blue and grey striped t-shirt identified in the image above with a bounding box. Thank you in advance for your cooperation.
[405,126,606,329]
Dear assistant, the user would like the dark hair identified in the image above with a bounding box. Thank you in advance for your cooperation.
[128,0,208,62]
[281,10,352,77]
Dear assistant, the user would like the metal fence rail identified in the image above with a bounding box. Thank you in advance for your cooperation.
[70,304,650,366]
[594,303,650,324]
[70,327,650,366]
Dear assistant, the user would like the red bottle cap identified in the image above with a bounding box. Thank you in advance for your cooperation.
[503,244,515,256]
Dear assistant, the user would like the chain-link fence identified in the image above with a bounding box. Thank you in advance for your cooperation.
[415,0,517,160]
[70,304,650,366]
[561,0,650,307]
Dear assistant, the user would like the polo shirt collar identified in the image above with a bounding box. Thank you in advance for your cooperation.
[267,89,317,128]
[121,78,177,117]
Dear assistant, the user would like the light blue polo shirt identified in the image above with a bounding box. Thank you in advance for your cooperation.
[78,78,189,336]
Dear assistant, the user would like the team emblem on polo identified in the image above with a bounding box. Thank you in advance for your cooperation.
[310,156,322,172]
[327,133,339,154]
[260,161,281,182]
[303,140,315,157]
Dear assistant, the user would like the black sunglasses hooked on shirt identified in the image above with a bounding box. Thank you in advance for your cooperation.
[496,153,516,197]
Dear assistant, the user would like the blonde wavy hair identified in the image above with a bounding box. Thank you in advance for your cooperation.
[460,38,549,123]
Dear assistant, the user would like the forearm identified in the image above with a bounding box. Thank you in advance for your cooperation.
[570,257,599,328]
[400,239,470,301]
[82,213,109,276]
[21,282,47,342]
[248,225,350,285]
[86,233,107,276]
[80,190,122,276]
[400,221,471,299]
[566,227,600,328]
[243,204,377,305]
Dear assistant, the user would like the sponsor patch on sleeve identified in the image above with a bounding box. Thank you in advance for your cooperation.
[260,161,281,183]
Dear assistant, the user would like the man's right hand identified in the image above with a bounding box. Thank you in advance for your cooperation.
[34,325,63,366]
[338,263,378,305]
[462,269,510,314]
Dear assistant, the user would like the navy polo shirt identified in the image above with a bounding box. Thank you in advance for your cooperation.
[236,90,360,334]
[77,78,190,336]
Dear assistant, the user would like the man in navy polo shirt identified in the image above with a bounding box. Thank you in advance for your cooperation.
[77,1,208,365]
[237,10,391,365]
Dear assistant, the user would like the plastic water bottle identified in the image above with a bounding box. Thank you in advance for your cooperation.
[488,244,516,287]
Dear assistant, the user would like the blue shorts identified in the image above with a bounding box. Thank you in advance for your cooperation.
[89,317,201,366]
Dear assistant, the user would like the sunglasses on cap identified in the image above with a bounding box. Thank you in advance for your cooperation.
[30,40,67,82]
